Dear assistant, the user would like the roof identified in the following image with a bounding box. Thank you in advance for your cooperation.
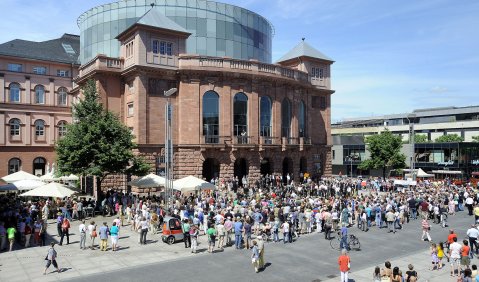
[117,7,190,39]
[0,34,79,65]
[276,40,333,63]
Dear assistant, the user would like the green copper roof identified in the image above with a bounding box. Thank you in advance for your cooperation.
[276,40,333,63]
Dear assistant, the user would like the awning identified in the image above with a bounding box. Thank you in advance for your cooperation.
[20,182,77,198]
[1,171,40,183]
[128,173,166,188]
[432,170,463,175]
[173,175,216,193]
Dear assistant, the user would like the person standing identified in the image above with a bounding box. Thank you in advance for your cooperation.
[340,224,349,251]
[181,219,191,249]
[0,222,6,251]
[110,222,119,251]
[467,224,479,256]
[59,218,70,246]
[99,222,109,251]
[281,220,290,244]
[56,212,63,237]
[234,217,243,250]
[78,220,87,250]
[251,240,260,273]
[24,223,32,248]
[216,220,226,250]
[450,236,462,277]
[207,223,217,253]
[386,209,395,233]
[7,225,16,252]
[338,249,351,282]
[190,225,199,254]
[88,221,97,249]
[139,217,149,245]
[257,236,265,271]
[43,242,60,275]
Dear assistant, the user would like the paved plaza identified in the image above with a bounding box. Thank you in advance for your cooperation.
[0,209,475,282]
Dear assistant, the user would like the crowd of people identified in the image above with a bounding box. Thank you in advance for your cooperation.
[1,174,479,280]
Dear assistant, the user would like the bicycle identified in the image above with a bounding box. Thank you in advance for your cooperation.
[330,233,361,251]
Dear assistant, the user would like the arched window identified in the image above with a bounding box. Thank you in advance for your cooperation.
[9,118,21,136]
[34,120,45,136]
[33,157,46,176]
[35,85,45,104]
[233,93,248,137]
[281,98,291,138]
[58,121,67,137]
[9,83,20,103]
[58,87,67,106]
[8,158,21,174]
[260,96,272,137]
[202,91,219,143]
[298,100,306,137]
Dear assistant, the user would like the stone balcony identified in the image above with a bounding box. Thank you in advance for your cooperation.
[178,55,311,85]
[76,55,123,83]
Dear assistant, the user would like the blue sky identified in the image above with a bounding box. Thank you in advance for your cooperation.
[1,0,478,121]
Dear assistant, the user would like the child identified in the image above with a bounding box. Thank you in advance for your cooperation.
[437,242,445,269]
[430,242,439,270]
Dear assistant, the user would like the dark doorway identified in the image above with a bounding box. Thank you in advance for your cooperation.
[282,157,293,184]
[33,157,46,176]
[260,158,272,176]
[234,158,249,186]
[299,157,307,173]
[202,158,220,182]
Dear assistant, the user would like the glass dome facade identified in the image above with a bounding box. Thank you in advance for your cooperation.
[78,0,273,64]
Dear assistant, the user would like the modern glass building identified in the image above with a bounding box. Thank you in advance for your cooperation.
[77,0,274,64]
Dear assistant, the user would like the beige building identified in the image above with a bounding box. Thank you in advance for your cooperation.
[75,7,334,186]
[0,34,79,176]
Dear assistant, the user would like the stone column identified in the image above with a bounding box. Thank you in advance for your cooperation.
[0,111,5,145]
[250,81,259,144]
[48,78,55,106]
[0,73,4,103]
[25,113,31,145]
[25,77,31,104]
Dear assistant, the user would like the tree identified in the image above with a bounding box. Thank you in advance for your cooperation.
[414,134,429,143]
[472,136,479,142]
[358,129,406,178]
[56,80,150,196]
[434,134,464,143]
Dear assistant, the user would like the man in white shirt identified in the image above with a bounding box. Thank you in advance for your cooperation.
[449,237,462,276]
[78,220,87,250]
[466,196,474,216]
[467,224,479,256]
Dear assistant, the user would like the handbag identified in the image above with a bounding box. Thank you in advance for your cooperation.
[91,230,97,237]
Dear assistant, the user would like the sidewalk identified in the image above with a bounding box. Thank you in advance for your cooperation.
[322,249,466,282]
[0,216,200,281]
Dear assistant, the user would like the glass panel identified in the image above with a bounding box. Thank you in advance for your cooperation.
[282,99,291,138]
[260,96,272,137]
[298,101,306,137]
[197,18,207,37]
[206,18,216,37]
[203,91,219,143]
[206,38,216,56]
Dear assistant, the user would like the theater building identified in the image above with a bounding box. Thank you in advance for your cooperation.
[2,0,334,186]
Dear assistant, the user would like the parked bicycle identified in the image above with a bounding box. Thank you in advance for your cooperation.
[330,233,361,251]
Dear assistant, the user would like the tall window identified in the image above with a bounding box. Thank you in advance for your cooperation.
[202,91,219,143]
[260,96,272,137]
[281,98,292,138]
[311,67,324,79]
[9,119,20,136]
[34,85,45,104]
[34,120,45,136]
[8,158,21,174]
[58,87,67,106]
[9,83,20,103]
[233,93,248,136]
[58,121,67,137]
[298,100,306,137]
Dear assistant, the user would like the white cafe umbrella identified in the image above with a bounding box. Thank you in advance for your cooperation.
[12,179,45,191]
[128,173,166,188]
[20,182,77,198]
[2,170,40,183]
[173,175,216,193]
[60,174,79,181]
[40,173,60,182]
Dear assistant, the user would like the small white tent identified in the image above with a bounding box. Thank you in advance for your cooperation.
[20,182,77,198]
[1,171,40,183]
[173,176,215,193]
[128,173,166,188]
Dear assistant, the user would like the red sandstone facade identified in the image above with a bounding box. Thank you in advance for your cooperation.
[74,18,334,186]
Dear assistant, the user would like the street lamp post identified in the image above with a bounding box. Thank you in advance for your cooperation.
[406,113,417,181]
[346,155,353,178]
[164,88,177,212]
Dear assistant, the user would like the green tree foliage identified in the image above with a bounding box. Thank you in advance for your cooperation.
[472,136,479,142]
[434,134,464,143]
[56,80,150,192]
[414,134,429,143]
[358,129,406,178]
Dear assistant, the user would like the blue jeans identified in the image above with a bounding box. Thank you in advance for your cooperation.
[235,234,242,249]
[273,231,279,242]
[411,208,417,220]
[340,236,348,250]
[283,232,289,244]
[458,203,464,211]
